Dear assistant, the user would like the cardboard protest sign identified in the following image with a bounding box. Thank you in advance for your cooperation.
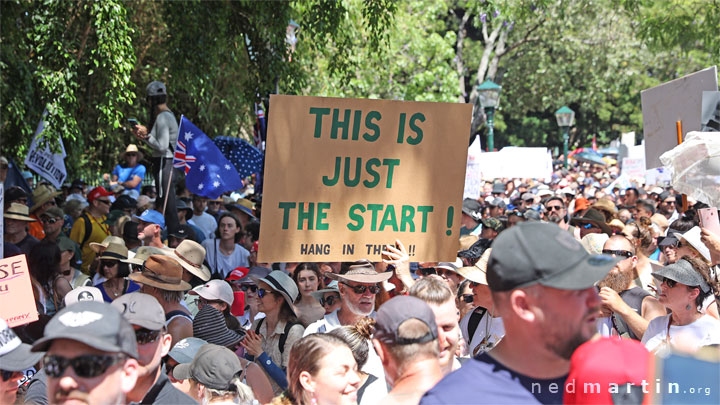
[258,95,472,262]
[477,147,552,180]
[701,91,720,131]
[621,157,645,178]
[0,255,39,327]
[641,66,718,170]
[463,135,482,199]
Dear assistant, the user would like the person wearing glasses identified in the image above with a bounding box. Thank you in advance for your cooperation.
[112,293,196,404]
[596,236,666,340]
[94,241,139,302]
[311,280,343,315]
[241,270,304,394]
[105,144,146,200]
[543,196,579,239]
[642,256,720,353]
[0,319,44,405]
[70,186,113,273]
[30,301,141,405]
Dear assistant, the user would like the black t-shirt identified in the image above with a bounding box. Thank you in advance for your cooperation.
[138,371,196,405]
[421,353,568,404]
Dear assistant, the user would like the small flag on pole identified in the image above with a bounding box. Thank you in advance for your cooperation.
[173,116,244,199]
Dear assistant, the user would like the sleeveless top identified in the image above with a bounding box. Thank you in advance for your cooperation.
[165,309,193,326]
[613,287,651,340]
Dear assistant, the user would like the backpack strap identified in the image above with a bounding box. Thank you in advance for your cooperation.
[467,307,487,341]
[79,213,92,248]
[255,317,264,334]
[279,322,299,355]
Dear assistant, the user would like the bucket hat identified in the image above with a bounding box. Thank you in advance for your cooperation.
[570,208,613,235]
[192,306,244,348]
[4,202,36,221]
[326,260,393,284]
[129,255,191,291]
[97,241,129,261]
[171,239,211,281]
[30,184,61,212]
[255,270,299,309]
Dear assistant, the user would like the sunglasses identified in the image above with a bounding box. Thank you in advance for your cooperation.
[461,294,474,303]
[418,267,437,277]
[546,205,564,212]
[320,295,340,306]
[41,217,60,224]
[125,153,138,157]
[601,249,634,258]
[257,288,274,298]
[1,370,20,382]
[135,328,162,345]
[96,199,111,206]
[239,284,258,293]
[341,282,381,295]
[469,281,482,288]
[101,260,118,268]
[44,354,127,378]
[662,277,678,288]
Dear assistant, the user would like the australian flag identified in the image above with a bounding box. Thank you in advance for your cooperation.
[173,116,244,199]
[214,136,264,179]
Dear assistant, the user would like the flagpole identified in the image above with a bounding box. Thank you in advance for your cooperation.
[162,162,175,216]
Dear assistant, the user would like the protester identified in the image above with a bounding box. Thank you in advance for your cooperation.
[29,184,61,239]
[0,319,44,405]
[94,241,139,302]
[132,80,180,233]
[460,198,482,236]
[135,209,166,248]
[31,301,141,405]
[597,235,666,340]
[226,198,257,228]
[292,262,326,326]
[28,240,73,316]
[131,255,193,346]
[543,196,578,238]
[571,208,612,238]
[189,279,243,334]
[176,199,206,243]
[70,186,113,273]
[4,202,40,254]
[58,237,91,288]
[165,337,206,394]
[111,293,196,404]
[422,222,617,404]
[432,260,464,293]
[242,270,304,393]
[311,280,343,315]
[106,144,146,199]
[188,194,217,239]
[642,256,720,353]
[202,212,251,278]
[272,333,360,405]
[372,296,443,405]
[456,280,475,320]
[329,318,388,405]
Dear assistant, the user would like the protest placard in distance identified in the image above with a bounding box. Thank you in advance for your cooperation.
[0,255,39,328]
[258,95,472,262]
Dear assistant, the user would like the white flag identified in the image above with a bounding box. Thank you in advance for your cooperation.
[24,110,67,189]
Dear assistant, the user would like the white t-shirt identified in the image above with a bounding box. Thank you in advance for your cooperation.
[642,314,720,352]
[201,239,250,278]
[459,306,505,356]
[189,211,217,239]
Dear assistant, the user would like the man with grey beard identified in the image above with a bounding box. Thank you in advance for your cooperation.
[597,235,666,340]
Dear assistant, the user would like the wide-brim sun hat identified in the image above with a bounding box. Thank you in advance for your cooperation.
[254,270,299,310]
[30,184,61,212]
[325,260,394,284]
[120,144,144,161]
[90,236,126,254]
[310,280,340,301]
[570,208,613,235]
[191,306,244,348]
[4,202,36,221]
[128,255,191,291]
[171,239,211,281]
[97,241,129,261]
[456,249,492,285]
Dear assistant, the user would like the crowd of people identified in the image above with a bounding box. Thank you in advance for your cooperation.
[3,91,720,404]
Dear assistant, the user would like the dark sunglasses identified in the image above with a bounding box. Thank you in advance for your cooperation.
[418,267,437,276]
[41,217,60,224]
[257,288,273,298]
[601,249,633,258]
[546,205,564,211]
[341,282,381,295]
[135,328,162,345]
[320,295,340,306]
[101,260,118,268]
[1,370,20,381]
[461,294,474,303]
[662,277,678,288]
[125,153,138,157]
[239,284,258,293]
[44,354,126,378]
[662,200,675,205]
[469,281,481,288]
[96,199,111,205]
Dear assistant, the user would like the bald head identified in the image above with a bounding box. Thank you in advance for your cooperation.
[603,235,635,255]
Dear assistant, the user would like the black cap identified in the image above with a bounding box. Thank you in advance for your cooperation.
[173,344,242,390]
[112,195,137,212]
[170,224,196,241]
[487,222,618,291]
[5,186,28,202]
[123,221,140,242]
[176,199,193,220]
[374,296,438,345]
[70,179,86,189]
[31,301,138,358]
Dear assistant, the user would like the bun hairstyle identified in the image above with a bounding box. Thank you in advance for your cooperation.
[681,255,720,309]
[329,317,375,370]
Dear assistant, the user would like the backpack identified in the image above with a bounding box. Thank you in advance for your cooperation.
[255,318,300,355]
[78,213,93,248]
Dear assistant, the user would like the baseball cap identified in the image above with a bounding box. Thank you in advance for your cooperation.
[225,267,250,281]
[0,319,44,371]
[64,286,104,306]
[487,222,618,292]
[41,206,64,219]
[112,292,166,331]
[87,186,114,203]
[374,296,438,345]
[168,337,207,364]
[169,224,195,240]
[173,344,244,390]
[462,199,482,222]
[481,217,505,232]
[521,192,536,201]
[31,301,139,359]
[146,81,167,97]
[189,280,234,306]
[488,198,506,209]
[134,209,165,229]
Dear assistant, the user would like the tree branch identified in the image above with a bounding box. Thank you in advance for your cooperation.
[456,9,471,103]
[497,19,545,57]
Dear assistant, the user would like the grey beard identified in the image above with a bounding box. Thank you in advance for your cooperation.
[548,215,563,224]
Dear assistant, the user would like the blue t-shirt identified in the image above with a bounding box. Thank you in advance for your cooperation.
[421,353,567,405]
[95,280,141,303]
[112,164,146,193]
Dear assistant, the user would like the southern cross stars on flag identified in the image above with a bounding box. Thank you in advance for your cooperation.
[214,136,264,179]
[173,116,244,199]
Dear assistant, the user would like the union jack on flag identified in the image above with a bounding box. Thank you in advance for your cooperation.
[172,116,244,199]
[173,140,196,174]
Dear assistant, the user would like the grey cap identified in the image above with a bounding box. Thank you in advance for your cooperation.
[492,183,505,194]
[651,259,711,293]
[462,198,483,222]
[112,292,166,331]
[521,192,536,201]
[32,301,138,359]
[173,344,243,390]
[0,319,44,371]
[488,198,507,209]
[487,222,618,292]
[146,81,166,97]
[375,296,438,345]
[168,337,207,364]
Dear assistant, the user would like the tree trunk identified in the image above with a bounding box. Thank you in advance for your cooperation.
[456,10,471,103]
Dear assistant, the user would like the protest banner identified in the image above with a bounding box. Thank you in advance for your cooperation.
[24,110,68,189]
[621,157,645,178]
[463,135,482,199]
[0,255,39,328]
[701,91,720,131]
[258,95,472,262]
[477,147,552,181]
[641,66,718,170]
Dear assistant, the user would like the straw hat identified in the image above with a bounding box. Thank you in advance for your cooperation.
[171,240,211,281]
[121,144,144,161]
[90,236,125,253]
[129,255,191,291]
[456,249,492,285]
[325,260,394,284]
[122,246,170,266]
[30,184,61,213]
[4,203,36,222]
[97,242,129,261]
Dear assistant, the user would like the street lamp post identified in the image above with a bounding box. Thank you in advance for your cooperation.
[477,80,502,152]
[555,106,575,169]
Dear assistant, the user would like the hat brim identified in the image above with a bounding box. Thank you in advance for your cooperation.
[2,343,44,370]
[255,276,297,313]
[310,287,340,301]
[128,273,191,291]
[170,252,211,282]
[89,242,108,253]
[32,332,127,355]
[173,363,192,381]
[570,217,612,235]
[658,236,678,247]
[325,271,393,284]
[30,191,62,212]
[230,205,256,218]
[538,254,619,290]
[456,266,487,285]
[3,213,37,222]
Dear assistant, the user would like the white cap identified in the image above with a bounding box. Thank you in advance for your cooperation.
[189,280,234,306]
[64,286,104,306]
